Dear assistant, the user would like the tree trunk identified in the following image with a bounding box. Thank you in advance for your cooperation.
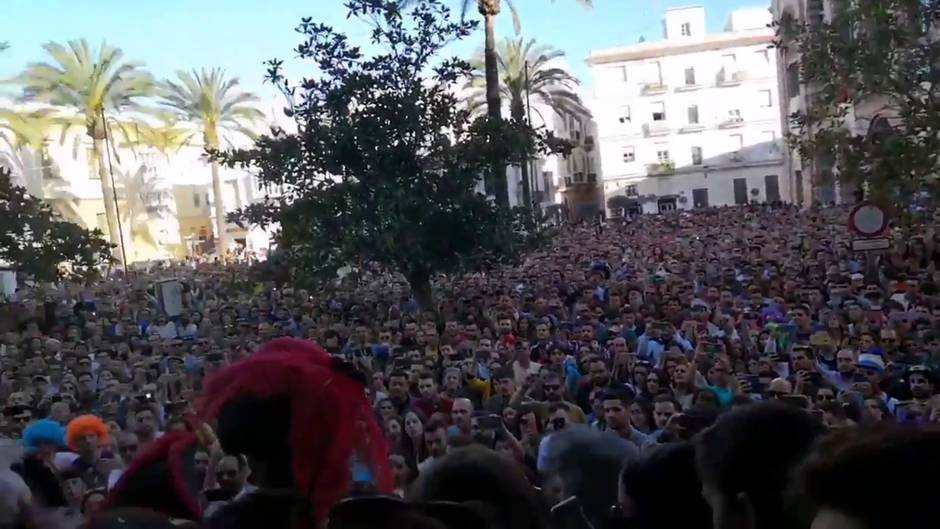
[206,125,226,259]
[407,270,434,312]
[211,159,226,258]
[92,136,125,264]
[483,8,509,208]
[510,99,531,209]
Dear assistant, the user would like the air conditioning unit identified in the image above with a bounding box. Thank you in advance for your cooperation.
[573,171,585,182]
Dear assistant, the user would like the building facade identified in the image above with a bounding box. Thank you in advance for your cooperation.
[588,6,788,215]
[0,96,272,262]
[772,0,872,207]
[507,104,602,221]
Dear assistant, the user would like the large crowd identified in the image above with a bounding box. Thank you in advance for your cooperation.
[1,203,938,529]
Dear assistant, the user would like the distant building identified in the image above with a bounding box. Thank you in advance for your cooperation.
[0,96,269,262]
[587,6,788,215]
[772,0,868,206]
[509,103,601,222]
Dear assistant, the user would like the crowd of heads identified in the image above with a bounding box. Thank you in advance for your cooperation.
[1,203,939,529]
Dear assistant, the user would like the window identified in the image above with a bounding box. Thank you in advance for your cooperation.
[687,105,699,124]
[622,146,635,163]
[684,67,696,86]
[722,54,737,68]
[656,149,670,163]
[618,106,632,124]
[626,184,638,197]
[96,213,109,236]
[652,102,666,121]
[761,131,778,152]
[755,49,770,65]
[653,62,663,84]
[760,89,773,107]
[681,22,692,36]
[728,109,743,122]
[194,193,201,207]
[617,65,628,82]
[691,146,703,165]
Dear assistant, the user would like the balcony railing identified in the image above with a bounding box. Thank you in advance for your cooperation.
[646,161,676,176]
[644,121,671,137]
[719,116,745,129]
[563,172,598,189]
[642,81,668,95]
[717,68,747,86]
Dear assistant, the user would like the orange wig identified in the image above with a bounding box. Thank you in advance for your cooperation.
[66,415,110,451]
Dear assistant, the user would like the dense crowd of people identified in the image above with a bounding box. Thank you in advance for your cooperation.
[1,203,938,529]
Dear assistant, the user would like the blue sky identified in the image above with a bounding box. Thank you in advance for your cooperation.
[1,0,757,102]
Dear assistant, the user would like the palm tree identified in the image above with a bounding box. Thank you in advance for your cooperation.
[465,37,589,207]
[0,109,57,195]
[14,40,155,260]
[399,0,592,207]
[0,109,85,222]
[159,68,263,256]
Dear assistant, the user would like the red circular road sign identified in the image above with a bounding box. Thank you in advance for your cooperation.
[848,202,889,237]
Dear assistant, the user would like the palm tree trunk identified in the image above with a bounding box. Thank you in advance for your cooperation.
[93,136,124,263]
[483,6,509,208]
[210,159,227,258]
[510,100,531,208]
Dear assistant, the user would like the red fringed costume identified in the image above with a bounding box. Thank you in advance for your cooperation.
[199,338,394,523]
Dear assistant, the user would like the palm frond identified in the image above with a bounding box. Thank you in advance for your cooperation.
[159,67,263,145]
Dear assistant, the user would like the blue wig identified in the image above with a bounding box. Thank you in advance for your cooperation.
[23,419,67,453]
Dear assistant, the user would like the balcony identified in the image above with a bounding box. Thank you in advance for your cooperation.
[562,172,598,190]
[641,81,668,95]
[675,82,702,92]
[679,123,705,133]
[719,115,745,129]
[717,68,748,86]
[646,161,676,176]
[643,121,671,137]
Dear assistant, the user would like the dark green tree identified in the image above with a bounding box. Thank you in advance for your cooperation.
[778,0,940,210]
[219,0,539,308]
[0,167,112,283]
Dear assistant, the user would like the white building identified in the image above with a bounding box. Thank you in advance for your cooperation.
[0,96,265,262]
[587,6,788,215]
[506,103,602,221]
[772,0,871,206]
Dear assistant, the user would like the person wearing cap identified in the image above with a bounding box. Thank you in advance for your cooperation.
[11,419,69,507]
[856,353,899,414]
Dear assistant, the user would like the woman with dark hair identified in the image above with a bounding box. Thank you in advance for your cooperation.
[402,410,429,471]
[629,399,655,435]
[618,443,711,529]
[640,370,668,400]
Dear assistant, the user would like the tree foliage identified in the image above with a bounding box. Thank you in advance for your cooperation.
[219,0,542,307]
[778,0,940,207]
[0,167,112,282]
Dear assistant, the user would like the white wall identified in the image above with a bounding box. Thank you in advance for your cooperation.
[589,9,785,214]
